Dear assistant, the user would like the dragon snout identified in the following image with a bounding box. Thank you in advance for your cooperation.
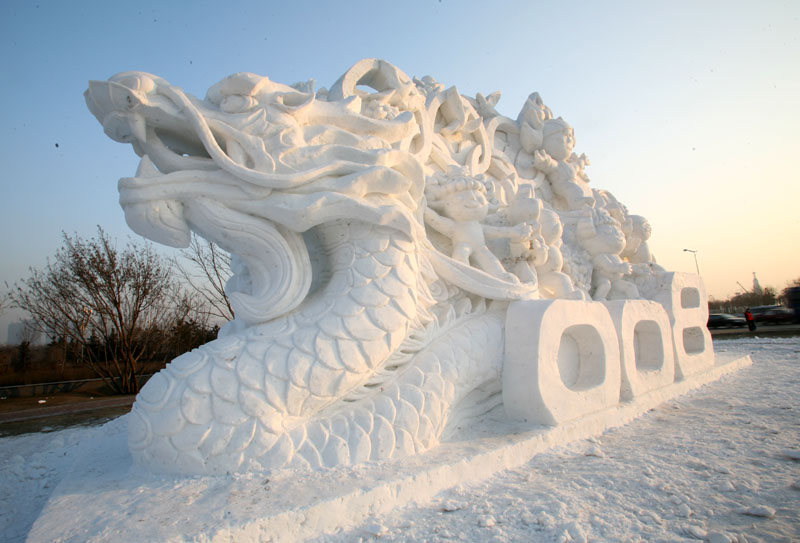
[85,73,161,144]
[85,81,148,144]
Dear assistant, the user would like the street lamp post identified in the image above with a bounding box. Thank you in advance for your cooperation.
[683,249,700,275]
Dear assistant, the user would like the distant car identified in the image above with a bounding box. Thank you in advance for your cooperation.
[761,307,795,325]
[747,305,795,325]
[786,287,800,314]
[707,313,746,328]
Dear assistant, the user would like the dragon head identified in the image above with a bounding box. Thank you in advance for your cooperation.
[86,60,431,325]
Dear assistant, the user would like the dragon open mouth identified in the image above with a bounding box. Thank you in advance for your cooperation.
[85,68,430,330]
[86,73,316,326]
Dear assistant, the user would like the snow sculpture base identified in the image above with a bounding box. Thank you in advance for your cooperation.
[29,353,750,543]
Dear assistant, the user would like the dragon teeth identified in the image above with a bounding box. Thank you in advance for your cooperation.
[129,112,148,143]
[135,154,160,178]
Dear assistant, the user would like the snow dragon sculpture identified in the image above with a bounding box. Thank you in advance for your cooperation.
[86,59,678,475]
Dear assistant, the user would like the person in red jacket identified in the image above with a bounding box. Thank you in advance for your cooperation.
[744,309,756,331]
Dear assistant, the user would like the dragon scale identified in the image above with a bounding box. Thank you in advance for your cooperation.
[130,222,427,472]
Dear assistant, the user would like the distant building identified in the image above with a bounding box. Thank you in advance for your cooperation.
[752,272,763,294]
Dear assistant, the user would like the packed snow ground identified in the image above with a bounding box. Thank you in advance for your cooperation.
[1,336,799,543]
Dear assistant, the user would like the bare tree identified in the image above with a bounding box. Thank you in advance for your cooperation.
[10,228,200,394]
[779,277,800,307]
[174,234,235,322]
[11,321,38,372]
[709,286,778,314]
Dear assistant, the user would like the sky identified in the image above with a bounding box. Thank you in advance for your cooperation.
[1,0,798,341]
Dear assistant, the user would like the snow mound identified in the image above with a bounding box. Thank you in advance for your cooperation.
[19,353,756,542]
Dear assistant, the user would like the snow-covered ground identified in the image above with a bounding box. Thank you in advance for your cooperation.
[2,336,799,543]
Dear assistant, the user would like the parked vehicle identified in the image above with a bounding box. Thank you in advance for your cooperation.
[707,313,747,328]
[785,287,800,320]
[747,305,795,325]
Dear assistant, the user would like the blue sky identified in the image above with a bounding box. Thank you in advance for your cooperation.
[1,0,798,340]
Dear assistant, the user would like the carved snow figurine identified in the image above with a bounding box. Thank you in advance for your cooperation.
[621,215,664,271]
[487,183,549,284]
[534,209,586,299]
[517,92,552,154]
[594,188,629,231]
[424,170,533,283]
[576,211,640,301]
[84,58,699,477]
[534,117,594,210]
[620,214,666,300]
[512,92,553,181]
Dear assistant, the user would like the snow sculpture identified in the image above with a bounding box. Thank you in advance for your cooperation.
[534,118,594,210]
[535,209,584,300]
[653,273,714,379]
[576,211,639,301]
[604,300,675,401]
[504,300,621,425]
[424,168,533,283]
[85,58,713,475]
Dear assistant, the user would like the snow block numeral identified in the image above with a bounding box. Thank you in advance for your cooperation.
[504,300,620,425]
[653,272,714,380]
[603,300,675,401]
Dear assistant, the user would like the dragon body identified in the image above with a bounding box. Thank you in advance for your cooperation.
[86,59,663,475]
[130,221,503,474]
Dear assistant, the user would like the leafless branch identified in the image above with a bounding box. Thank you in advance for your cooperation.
[173,234,235,321]
[10,227,212,394]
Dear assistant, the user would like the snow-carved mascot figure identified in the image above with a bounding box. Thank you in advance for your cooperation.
[86,59,668,475]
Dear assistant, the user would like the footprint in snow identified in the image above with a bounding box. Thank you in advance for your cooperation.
[687,460,711,471]
[715,480,736,492]
[781,449,800,461]
[683,524,706,539]
[707,531,736,543]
